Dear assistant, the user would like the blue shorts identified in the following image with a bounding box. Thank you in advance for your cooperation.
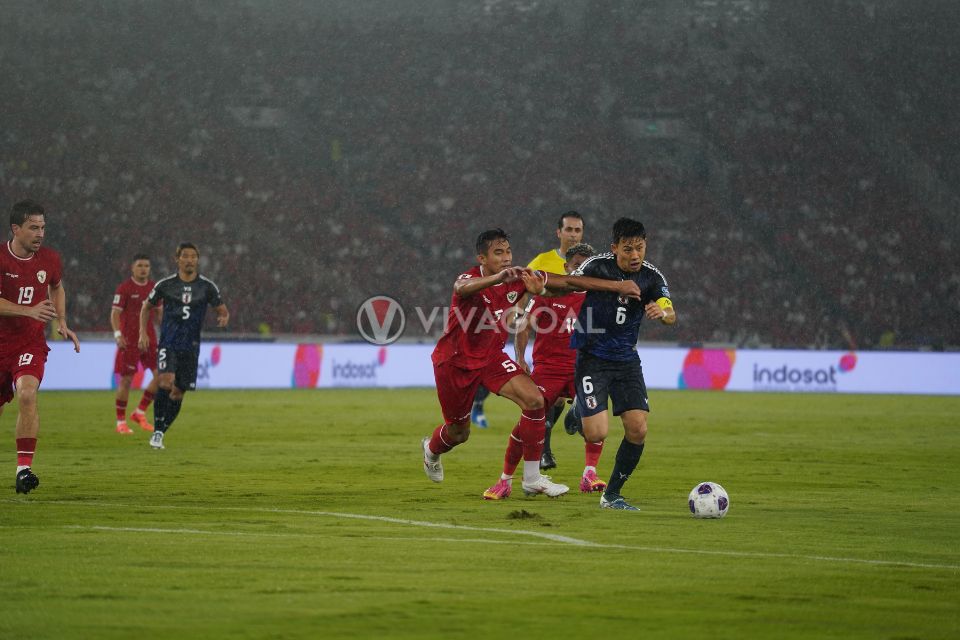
[574,350,649,418]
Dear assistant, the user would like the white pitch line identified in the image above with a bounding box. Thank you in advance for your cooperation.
[10,499,960,572]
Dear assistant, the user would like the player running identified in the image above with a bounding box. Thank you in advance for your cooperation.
[484,242,607,500]
[570,218,676,511]
[421,228,640,499]
[471,211,584,435]
[0,200,80,494]
[110,254,160,434]
[139,242,228,450]
[525,210,585,470]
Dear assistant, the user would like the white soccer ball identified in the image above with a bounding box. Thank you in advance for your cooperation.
[688,482,729,518]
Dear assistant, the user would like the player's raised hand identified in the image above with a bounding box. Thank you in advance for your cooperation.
[58,323,81,353]
[499,266,523,283]
[644,301,666,320]
[615,280,642,300]
[25,300,58,323]
[520,269,545,295]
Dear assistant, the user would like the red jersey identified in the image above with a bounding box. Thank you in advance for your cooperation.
[112,278,157,343]
[0,242,62,350]
[529,290,585,375]
[432,265,542,370]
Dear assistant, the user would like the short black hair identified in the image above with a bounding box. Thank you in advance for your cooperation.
[612,217,646,244]
[565,242,596,261]
[10,200,45,228]
[176,242,199,257]
[132,253,151,263]
[557,210,583,229]
[476,228,509,255]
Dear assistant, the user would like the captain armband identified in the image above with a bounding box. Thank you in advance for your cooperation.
[655,297,673,311]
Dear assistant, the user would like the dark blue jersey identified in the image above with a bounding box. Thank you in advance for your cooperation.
[571,253,671,361]
[147,273,223,351]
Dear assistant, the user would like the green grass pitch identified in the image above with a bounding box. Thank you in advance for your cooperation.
[1,388,958,639]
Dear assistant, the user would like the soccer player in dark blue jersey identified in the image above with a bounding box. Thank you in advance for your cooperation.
[138,242,228,450]
[569,218,676,510]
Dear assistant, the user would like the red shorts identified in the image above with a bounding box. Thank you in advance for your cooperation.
[532,368,575,407]
[0,341,49,407]
[114,343,158,376]
[434,355,525,425]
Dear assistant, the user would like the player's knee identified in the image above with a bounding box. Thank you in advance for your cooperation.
[522,392,544,412]
[158,377,173,391]
[625,420,647,444]
[448,421,470,443]
[582,424,606,443]
[17,386,38,408]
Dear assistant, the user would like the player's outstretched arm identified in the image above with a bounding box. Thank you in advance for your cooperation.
[49,281,80,353]
[453,267,522,299]
[214,304,230,328]
[546,274,642,300]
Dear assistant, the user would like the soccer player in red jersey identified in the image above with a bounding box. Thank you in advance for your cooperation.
[110,254,160,434]
[0,200,80,494]
[484,243,607,499]
[422,229,640,498]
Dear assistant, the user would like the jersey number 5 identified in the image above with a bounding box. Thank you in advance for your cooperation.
[182,305,191,320]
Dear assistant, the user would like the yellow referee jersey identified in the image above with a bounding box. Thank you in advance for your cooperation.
[527,249,567,275]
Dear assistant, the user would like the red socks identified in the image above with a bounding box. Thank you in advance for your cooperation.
[585,441,604,467]
[16,437,37,468]
[136,391,155,413]
[115,400,127,422]
[517,407,546,462]
[427,424,457,455]
[503,426,523,476]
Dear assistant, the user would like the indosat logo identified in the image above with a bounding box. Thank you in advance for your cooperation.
[752,352,857,392]
[679,349,736,390]
[291,345,389,388]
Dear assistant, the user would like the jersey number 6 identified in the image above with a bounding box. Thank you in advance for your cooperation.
[581,375,594,394]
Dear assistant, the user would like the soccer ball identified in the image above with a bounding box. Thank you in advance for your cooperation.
[688,482,729,518]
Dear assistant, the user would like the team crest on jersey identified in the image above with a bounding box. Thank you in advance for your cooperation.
[585,396,598,410]
[506,291,518,303]
[182,292,192,304]
[617,295,628,305]
[37,270,47,284]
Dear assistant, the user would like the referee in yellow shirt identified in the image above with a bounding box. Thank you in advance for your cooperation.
[527,211,585,275]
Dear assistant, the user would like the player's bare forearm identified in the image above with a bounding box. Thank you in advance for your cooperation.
[50,282,80,352]
[49,282,68,325]
[514,322,531,372]
[644,300,677,325]
[0,297,57,322]
[454,269,517,299]
[138,300,154,344]
[547,275,642,299]
[215,304,230,328]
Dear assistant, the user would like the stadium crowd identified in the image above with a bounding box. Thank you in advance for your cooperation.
[1,0,956,349]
